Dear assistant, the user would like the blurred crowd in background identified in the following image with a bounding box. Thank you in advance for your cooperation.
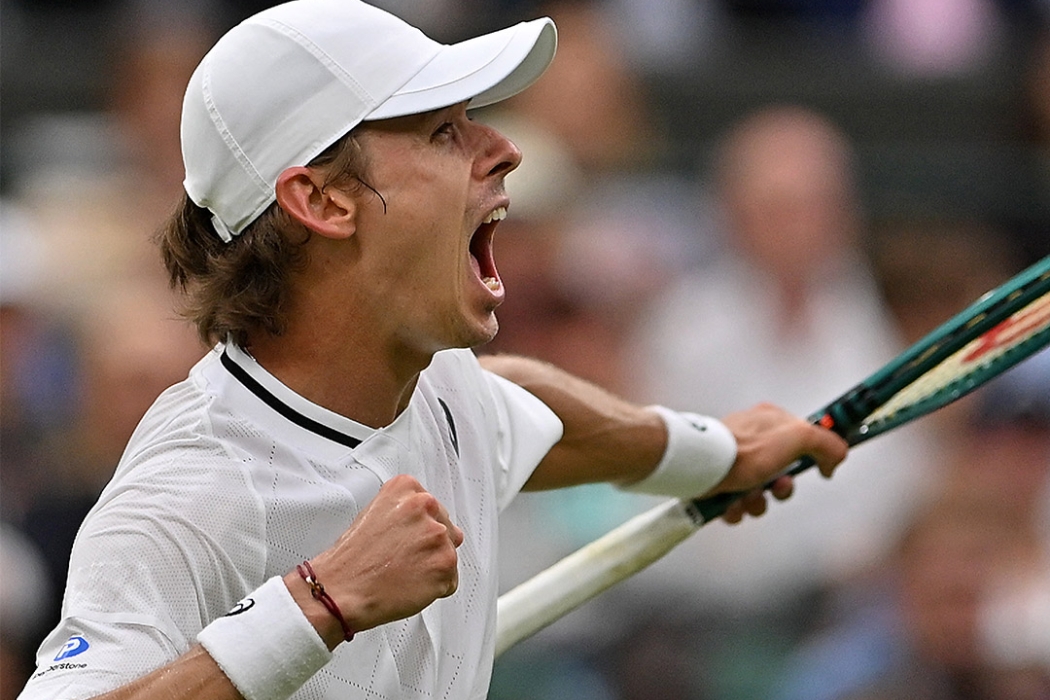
[2,0,1050,698]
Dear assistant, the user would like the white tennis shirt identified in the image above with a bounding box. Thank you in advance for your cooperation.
[20,344,563,700]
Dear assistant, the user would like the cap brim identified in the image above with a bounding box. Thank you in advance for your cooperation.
[365,17,556,121]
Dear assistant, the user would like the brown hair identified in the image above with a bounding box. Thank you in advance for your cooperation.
[160,130,373,347]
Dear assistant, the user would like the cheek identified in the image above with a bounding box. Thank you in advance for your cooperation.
[357,150,474,279]
[380,223,463,293]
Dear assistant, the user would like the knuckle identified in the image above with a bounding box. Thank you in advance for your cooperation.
[388,474,422,491]
[404,491,439,517]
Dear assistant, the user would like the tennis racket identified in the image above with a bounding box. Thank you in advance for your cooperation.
[495,253,1050,658]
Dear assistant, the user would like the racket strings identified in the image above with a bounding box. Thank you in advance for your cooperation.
[861,289,1050,433]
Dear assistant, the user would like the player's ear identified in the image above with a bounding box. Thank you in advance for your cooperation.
[274,166,357,240]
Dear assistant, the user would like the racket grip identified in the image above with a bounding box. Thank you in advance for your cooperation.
[690,490,741,523]
[689,455,816,523]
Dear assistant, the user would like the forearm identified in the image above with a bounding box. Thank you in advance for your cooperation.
[480,354,850,524]
[81,574,336,700]
[42,475,459,700]
[91,645,243,700]
[478,354,666,490]
[90,583,339,700]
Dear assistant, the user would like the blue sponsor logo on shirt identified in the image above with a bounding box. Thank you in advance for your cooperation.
[54,635,89,661]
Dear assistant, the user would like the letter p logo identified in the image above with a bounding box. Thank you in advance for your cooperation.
[54,635,89,661]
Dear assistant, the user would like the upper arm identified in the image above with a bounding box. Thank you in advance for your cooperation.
[20,452,266,699]
[477,354,666,490]
[474,357,564,509]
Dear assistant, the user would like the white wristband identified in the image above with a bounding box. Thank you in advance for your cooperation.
[620,406,737,499]
[198,576,332,700]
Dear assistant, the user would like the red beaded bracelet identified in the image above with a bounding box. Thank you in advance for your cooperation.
[296,561,355,642]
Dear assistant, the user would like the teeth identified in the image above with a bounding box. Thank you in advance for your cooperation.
[481,206,507,225]
[483,277,501,291]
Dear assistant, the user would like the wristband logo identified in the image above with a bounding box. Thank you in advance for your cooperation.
[54,636,89,661]
[686,418,709,432]
[225,598,256,616]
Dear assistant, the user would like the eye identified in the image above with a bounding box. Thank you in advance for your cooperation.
[432,121,455,142]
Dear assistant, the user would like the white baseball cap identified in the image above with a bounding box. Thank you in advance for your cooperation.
[181,0,557,241]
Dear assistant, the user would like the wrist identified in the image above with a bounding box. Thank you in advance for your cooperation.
[283,570,344,651]
[619,406,737,499]
[290,561,355,649]
[197,576,332,700]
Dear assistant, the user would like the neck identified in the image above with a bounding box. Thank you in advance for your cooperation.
[242,229,446,428]
[244,319,432,430]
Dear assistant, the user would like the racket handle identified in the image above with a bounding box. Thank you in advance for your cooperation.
[689,455,817,523]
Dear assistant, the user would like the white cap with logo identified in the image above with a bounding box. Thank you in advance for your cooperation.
[181,0,557,241]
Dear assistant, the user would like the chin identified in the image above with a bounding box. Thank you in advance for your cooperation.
[456,312,500,350]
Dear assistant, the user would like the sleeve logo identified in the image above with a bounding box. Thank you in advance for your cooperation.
[54,635,90,660]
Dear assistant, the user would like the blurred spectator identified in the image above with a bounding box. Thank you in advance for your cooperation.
[626,104,938,697]
[861,0,1006,77]
[482,111,689,700]
[0,524,52,700]
[478,0,716,403]
[486,0,716,388]
[869,216,1021,346]
[503,0,671,175]
[1,5,212,682]
[868,215,1026,433]
[633,104,935,599]
[0,206,67,696]
[53,282,205,493]
[941,347,1050,543]
[477,113,603,387]
[774,470,1050,700]
[9,2,219,316]
[0,202,77,521]
[480,83,704,587]
[481,110,656,600]
[480,110,689,398]
[773,346,1050,700]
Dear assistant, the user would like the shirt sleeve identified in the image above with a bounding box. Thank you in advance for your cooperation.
[18,445,267,700]
[18,617,183,700]
[480,368,564,511]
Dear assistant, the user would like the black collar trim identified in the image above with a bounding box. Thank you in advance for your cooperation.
[220,349,362,449]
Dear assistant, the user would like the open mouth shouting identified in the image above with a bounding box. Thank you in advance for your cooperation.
[470,205,507,297]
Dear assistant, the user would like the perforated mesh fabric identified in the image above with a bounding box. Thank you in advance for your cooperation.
[20,347,562,700]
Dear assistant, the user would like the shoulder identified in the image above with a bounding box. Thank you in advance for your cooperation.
[418,349,493,410]
[68,429,269,634]
[423,349,547,419]
[117,375,257,498]
[93,363,268,560]
[425,347,485,382]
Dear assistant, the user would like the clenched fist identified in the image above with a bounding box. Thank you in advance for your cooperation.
[286,475,464,648]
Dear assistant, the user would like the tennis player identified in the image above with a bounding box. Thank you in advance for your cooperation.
[17,2,847,699]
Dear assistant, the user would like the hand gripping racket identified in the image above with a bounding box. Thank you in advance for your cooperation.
[495,254,1050,658]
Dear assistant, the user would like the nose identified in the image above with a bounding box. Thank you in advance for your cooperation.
[474,122,522,180]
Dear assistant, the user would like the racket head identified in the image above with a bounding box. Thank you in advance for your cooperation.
[694,255,1050,525]
[825,257,1050,445]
